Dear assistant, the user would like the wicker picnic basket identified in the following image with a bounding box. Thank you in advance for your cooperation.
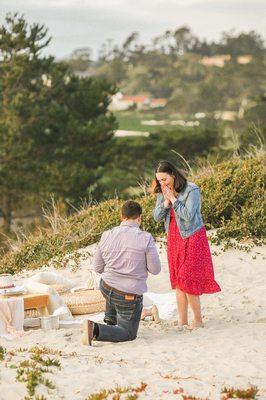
[61,289,105,315]
[49,284,70,295]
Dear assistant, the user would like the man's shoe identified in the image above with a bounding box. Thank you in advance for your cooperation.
[82,320,94,346]
[104,317,117,326]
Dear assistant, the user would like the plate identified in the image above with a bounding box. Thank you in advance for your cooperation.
[0,286,27,296]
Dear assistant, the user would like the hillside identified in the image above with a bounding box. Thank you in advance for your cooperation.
[67,28,266,119]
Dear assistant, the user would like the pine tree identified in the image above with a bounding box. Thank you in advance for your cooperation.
[0,13,116,231]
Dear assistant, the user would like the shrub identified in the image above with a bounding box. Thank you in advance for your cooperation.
[195,156,265,242]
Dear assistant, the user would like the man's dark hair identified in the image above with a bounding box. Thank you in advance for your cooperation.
[121,200,142,219]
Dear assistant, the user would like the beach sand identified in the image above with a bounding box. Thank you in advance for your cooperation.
[0,242,265,399]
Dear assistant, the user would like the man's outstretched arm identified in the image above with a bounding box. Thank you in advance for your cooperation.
[146,235,161,275]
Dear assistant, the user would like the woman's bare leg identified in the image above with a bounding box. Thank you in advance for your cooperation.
[186,293,203,328]
[176,287,188,326]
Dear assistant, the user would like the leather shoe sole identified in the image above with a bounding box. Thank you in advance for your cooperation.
[82,320,94,346]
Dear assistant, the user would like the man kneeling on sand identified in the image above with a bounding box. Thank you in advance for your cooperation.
[82,200,161,345]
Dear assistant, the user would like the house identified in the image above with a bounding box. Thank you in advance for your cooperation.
[122,95,150,109]
[200,54,252,68]
[237,55,252,64]
[150,98,167,109]
[200,55,231,67]
[109,92,130,111]
[109,92,167,111]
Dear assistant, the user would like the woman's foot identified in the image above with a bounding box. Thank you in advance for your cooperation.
[187,321,204,331]
[151,305,160,324]
[177,324,188,332]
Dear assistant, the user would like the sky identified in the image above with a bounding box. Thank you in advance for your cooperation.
[0,0,265,60]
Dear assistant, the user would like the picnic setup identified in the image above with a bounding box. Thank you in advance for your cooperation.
[0,271,106,340]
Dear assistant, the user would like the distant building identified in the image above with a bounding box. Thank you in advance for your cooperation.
[150,98,167,109]
[200,54,252,68]
[200,55,231,67]
[122,95,150,109]
[109,92,131,111]
[237,55,252,64]
[109,92,167,111]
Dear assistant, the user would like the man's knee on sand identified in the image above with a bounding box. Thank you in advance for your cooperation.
[128,330,138,341]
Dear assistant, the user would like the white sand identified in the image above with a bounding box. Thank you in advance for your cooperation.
[0,242,266,399]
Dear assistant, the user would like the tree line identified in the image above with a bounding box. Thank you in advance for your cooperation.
[0,14,116,232]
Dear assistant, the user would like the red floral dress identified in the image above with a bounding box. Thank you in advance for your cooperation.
[167,208,221,295]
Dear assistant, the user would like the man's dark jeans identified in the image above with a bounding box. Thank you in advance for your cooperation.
[96,279,143,342]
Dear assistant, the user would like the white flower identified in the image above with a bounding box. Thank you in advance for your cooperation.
[42,74,52,87]
[64,75,70,84]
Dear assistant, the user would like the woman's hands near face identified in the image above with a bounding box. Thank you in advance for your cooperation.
[160,184,170,207]
[156,173,176,206]
[161,185,176,204]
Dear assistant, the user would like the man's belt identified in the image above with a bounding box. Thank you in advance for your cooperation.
[102,280,141,300]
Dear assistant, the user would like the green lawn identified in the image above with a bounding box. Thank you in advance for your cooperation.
[113,111,178,133]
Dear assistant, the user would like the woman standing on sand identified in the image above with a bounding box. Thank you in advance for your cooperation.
[152,160,221,330]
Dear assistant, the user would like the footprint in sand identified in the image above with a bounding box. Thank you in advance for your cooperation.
[253,317,266,323]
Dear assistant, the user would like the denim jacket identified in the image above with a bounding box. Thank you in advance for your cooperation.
[152,182,204,238]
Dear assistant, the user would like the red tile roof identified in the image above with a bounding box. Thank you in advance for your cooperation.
[122,95,150,103]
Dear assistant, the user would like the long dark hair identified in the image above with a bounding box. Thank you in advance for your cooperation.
[153,160,187,194]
